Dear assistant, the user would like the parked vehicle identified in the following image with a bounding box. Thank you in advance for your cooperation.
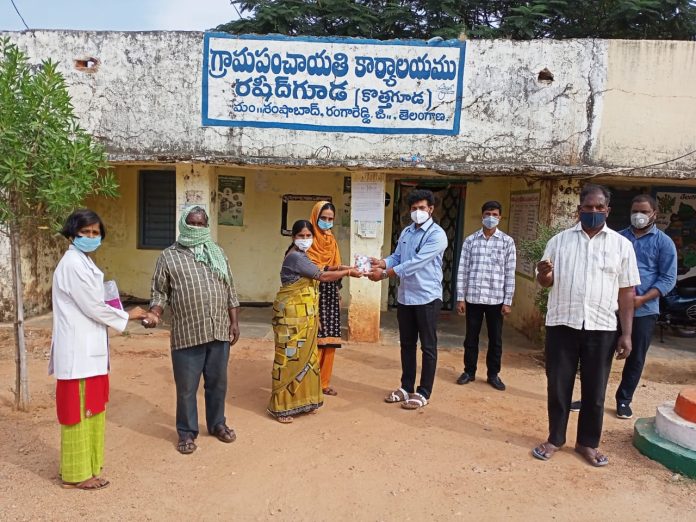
[657,277,696,339]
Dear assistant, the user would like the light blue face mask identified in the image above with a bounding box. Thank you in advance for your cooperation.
[317,219,334,231]
[73,235,102,253]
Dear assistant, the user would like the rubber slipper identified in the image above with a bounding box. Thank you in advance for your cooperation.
[62,477,110,490]
[532,442,559,461]
[575,446,609,467]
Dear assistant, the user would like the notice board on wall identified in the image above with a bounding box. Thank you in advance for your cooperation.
[508,190,541,279]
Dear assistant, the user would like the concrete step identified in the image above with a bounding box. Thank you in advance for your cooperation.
[656,402,696,452]
[633,417,696,479]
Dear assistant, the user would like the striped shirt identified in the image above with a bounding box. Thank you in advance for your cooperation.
[150,243,240,350]
[542,223,640,331]
[456,228,516,306]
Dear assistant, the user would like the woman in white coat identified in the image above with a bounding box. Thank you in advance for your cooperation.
[50,209,147,490]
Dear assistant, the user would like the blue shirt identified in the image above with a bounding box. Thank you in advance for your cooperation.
[385,218,448,305]
[619,225,677,317]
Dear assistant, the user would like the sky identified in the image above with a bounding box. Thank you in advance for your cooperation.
[0,0,240,32]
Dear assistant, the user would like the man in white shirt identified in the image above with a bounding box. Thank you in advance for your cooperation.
[532,184,640,467]
[455,200,516,391]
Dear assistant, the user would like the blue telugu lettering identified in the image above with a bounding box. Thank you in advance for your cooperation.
[209,47,350,78]
[354,53,457,85]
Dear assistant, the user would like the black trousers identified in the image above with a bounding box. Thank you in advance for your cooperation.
[545,326,615,448]
[397,299,441,399]
[171,340,230,439]
[615,314,658,405]
[463,302,504,377]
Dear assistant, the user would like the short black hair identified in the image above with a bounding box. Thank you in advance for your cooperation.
[481,200,502,213]
[407,189,434,207]
[60,209,106,239]
[631,194,657,211]
[580,183,611,206]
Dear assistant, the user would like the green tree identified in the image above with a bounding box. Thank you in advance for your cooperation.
[0,38,118,411]
[216,0,696,40]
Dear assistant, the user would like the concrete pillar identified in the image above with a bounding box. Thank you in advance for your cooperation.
[545,179,583,229]
[348,171,386,342]
[175,162,218,240]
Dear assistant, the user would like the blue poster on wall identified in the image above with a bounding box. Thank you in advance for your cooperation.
[201,33,466,135]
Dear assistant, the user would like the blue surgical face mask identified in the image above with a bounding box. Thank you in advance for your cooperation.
[579,211,607,230]
[73,235,102,253]
[317,219,333,231]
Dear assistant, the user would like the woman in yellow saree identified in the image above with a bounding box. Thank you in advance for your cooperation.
[268,220,362,423]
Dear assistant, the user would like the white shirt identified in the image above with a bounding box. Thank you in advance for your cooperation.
[49,246,129,379]
[541,223,640,331]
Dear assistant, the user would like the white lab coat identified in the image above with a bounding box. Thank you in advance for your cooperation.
[49,245,129,380]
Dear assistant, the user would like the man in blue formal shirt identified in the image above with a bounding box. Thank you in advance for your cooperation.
[369,189,448,410]
[614,194,677,418]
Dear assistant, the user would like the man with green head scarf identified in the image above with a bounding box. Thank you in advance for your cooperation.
[144,206,240,455]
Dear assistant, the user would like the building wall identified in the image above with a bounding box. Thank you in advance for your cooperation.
[88,164,352,303]
[0,32,616,171]
[595,40,696,173]
[215,167,351,303]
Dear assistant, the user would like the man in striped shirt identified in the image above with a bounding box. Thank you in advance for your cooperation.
[455,200,516,391]
[532,184,640,467]
[143,206,240,455]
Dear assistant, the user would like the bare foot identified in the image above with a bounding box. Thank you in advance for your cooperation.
[276,416,293,424]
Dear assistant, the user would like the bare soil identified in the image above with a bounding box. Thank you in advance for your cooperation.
[0,327,695,521]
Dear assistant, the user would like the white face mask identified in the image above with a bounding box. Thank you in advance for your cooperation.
[294,238,313,251]
[482,216,500,229]
[410,209,430,225]
[630,212,652,230]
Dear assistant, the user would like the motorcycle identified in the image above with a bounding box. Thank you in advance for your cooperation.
[657,277,696,339]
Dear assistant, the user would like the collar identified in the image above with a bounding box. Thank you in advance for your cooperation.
[475,227,502,239]
[67,244,101,275]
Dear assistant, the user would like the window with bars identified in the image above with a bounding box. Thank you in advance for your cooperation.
[138,170,176,249]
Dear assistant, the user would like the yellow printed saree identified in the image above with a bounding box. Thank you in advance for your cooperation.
[268,277,323,418]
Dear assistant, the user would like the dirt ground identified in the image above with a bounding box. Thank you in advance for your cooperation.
[0,326,695,521]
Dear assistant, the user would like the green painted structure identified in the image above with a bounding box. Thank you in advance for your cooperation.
[633,418,696,478]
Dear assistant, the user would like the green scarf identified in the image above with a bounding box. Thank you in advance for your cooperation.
[177,207,230,285]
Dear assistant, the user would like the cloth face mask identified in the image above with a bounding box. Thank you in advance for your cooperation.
[579,211,607,229]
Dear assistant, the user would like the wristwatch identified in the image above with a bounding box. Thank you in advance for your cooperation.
[381,269,389,280]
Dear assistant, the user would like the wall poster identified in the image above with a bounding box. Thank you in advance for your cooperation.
[508,190,541,279]
[218,175,245,226]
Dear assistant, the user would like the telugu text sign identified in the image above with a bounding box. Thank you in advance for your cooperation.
[202,33,465,135]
